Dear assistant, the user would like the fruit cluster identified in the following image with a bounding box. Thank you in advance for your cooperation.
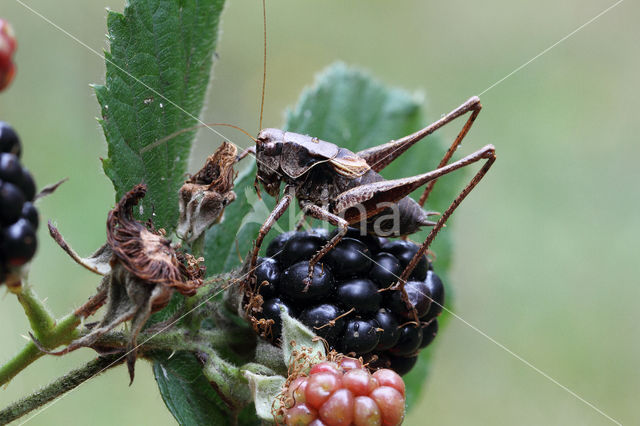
[251,228,445,376]
[0,122,38,283]
[0,19,17,91]
[284,358,406,426]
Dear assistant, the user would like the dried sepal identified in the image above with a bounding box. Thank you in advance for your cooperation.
[48,222,113,276]
[35,177,68,200]
[177,141,238,243]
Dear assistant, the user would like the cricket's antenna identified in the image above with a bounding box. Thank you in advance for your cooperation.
[140,123,257,154]
[258,0,267,132]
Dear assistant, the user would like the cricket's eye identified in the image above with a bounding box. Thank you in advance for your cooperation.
[262,141,282,156]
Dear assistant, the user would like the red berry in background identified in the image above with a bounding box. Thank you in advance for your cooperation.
[0,19,17,92]
[284,358,406,426]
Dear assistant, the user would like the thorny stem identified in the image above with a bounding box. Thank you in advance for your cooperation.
[0,273,255,419]
[93,327,251,356]
[0,324,252,422]
[0,354,124,425]
[15,284,56,338]
[0,283,81,387]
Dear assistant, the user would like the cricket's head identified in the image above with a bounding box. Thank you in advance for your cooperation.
[255,128,284,197]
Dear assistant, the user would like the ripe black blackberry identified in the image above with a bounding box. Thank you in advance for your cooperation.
[0,122,38,283]
[247,227,446,376]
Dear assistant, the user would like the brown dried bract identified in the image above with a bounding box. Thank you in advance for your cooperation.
[177,141,237,243]
[107,184,203,296]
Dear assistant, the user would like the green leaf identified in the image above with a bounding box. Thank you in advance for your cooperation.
[153,352,228,426]
[285,63,462,408]
[285,62,423,153]
[146,291,184,327]
[96,0,225,232]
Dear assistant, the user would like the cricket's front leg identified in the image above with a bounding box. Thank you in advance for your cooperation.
[294,214,308,231]
[301,203,349,287]
[236,145,256,162]
[248,187,293,280]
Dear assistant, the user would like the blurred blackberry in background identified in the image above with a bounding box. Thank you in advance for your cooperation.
[249,227,446,376]
[0,122,38,282]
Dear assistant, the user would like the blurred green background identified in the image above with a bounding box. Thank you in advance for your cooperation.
[1,0,638,424]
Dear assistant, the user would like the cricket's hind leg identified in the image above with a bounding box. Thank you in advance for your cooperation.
[398,145,496,286]
[356,96,482,175]
[418,100,482,208]
[333,144,495,219]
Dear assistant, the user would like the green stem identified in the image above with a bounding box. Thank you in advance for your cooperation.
[0,343,42,387]
[190,233,206,258]
[93,327,250,355]
[16,285,56,339]
[0,313,80,386]
[0,354,123,425]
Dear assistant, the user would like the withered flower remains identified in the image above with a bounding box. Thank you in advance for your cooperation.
[177,141,237,244]
[45,184,204,382]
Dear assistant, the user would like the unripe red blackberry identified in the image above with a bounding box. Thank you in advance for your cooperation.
[283,359,406,426]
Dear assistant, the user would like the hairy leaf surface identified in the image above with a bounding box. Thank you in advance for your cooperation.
[96,0,224,232]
